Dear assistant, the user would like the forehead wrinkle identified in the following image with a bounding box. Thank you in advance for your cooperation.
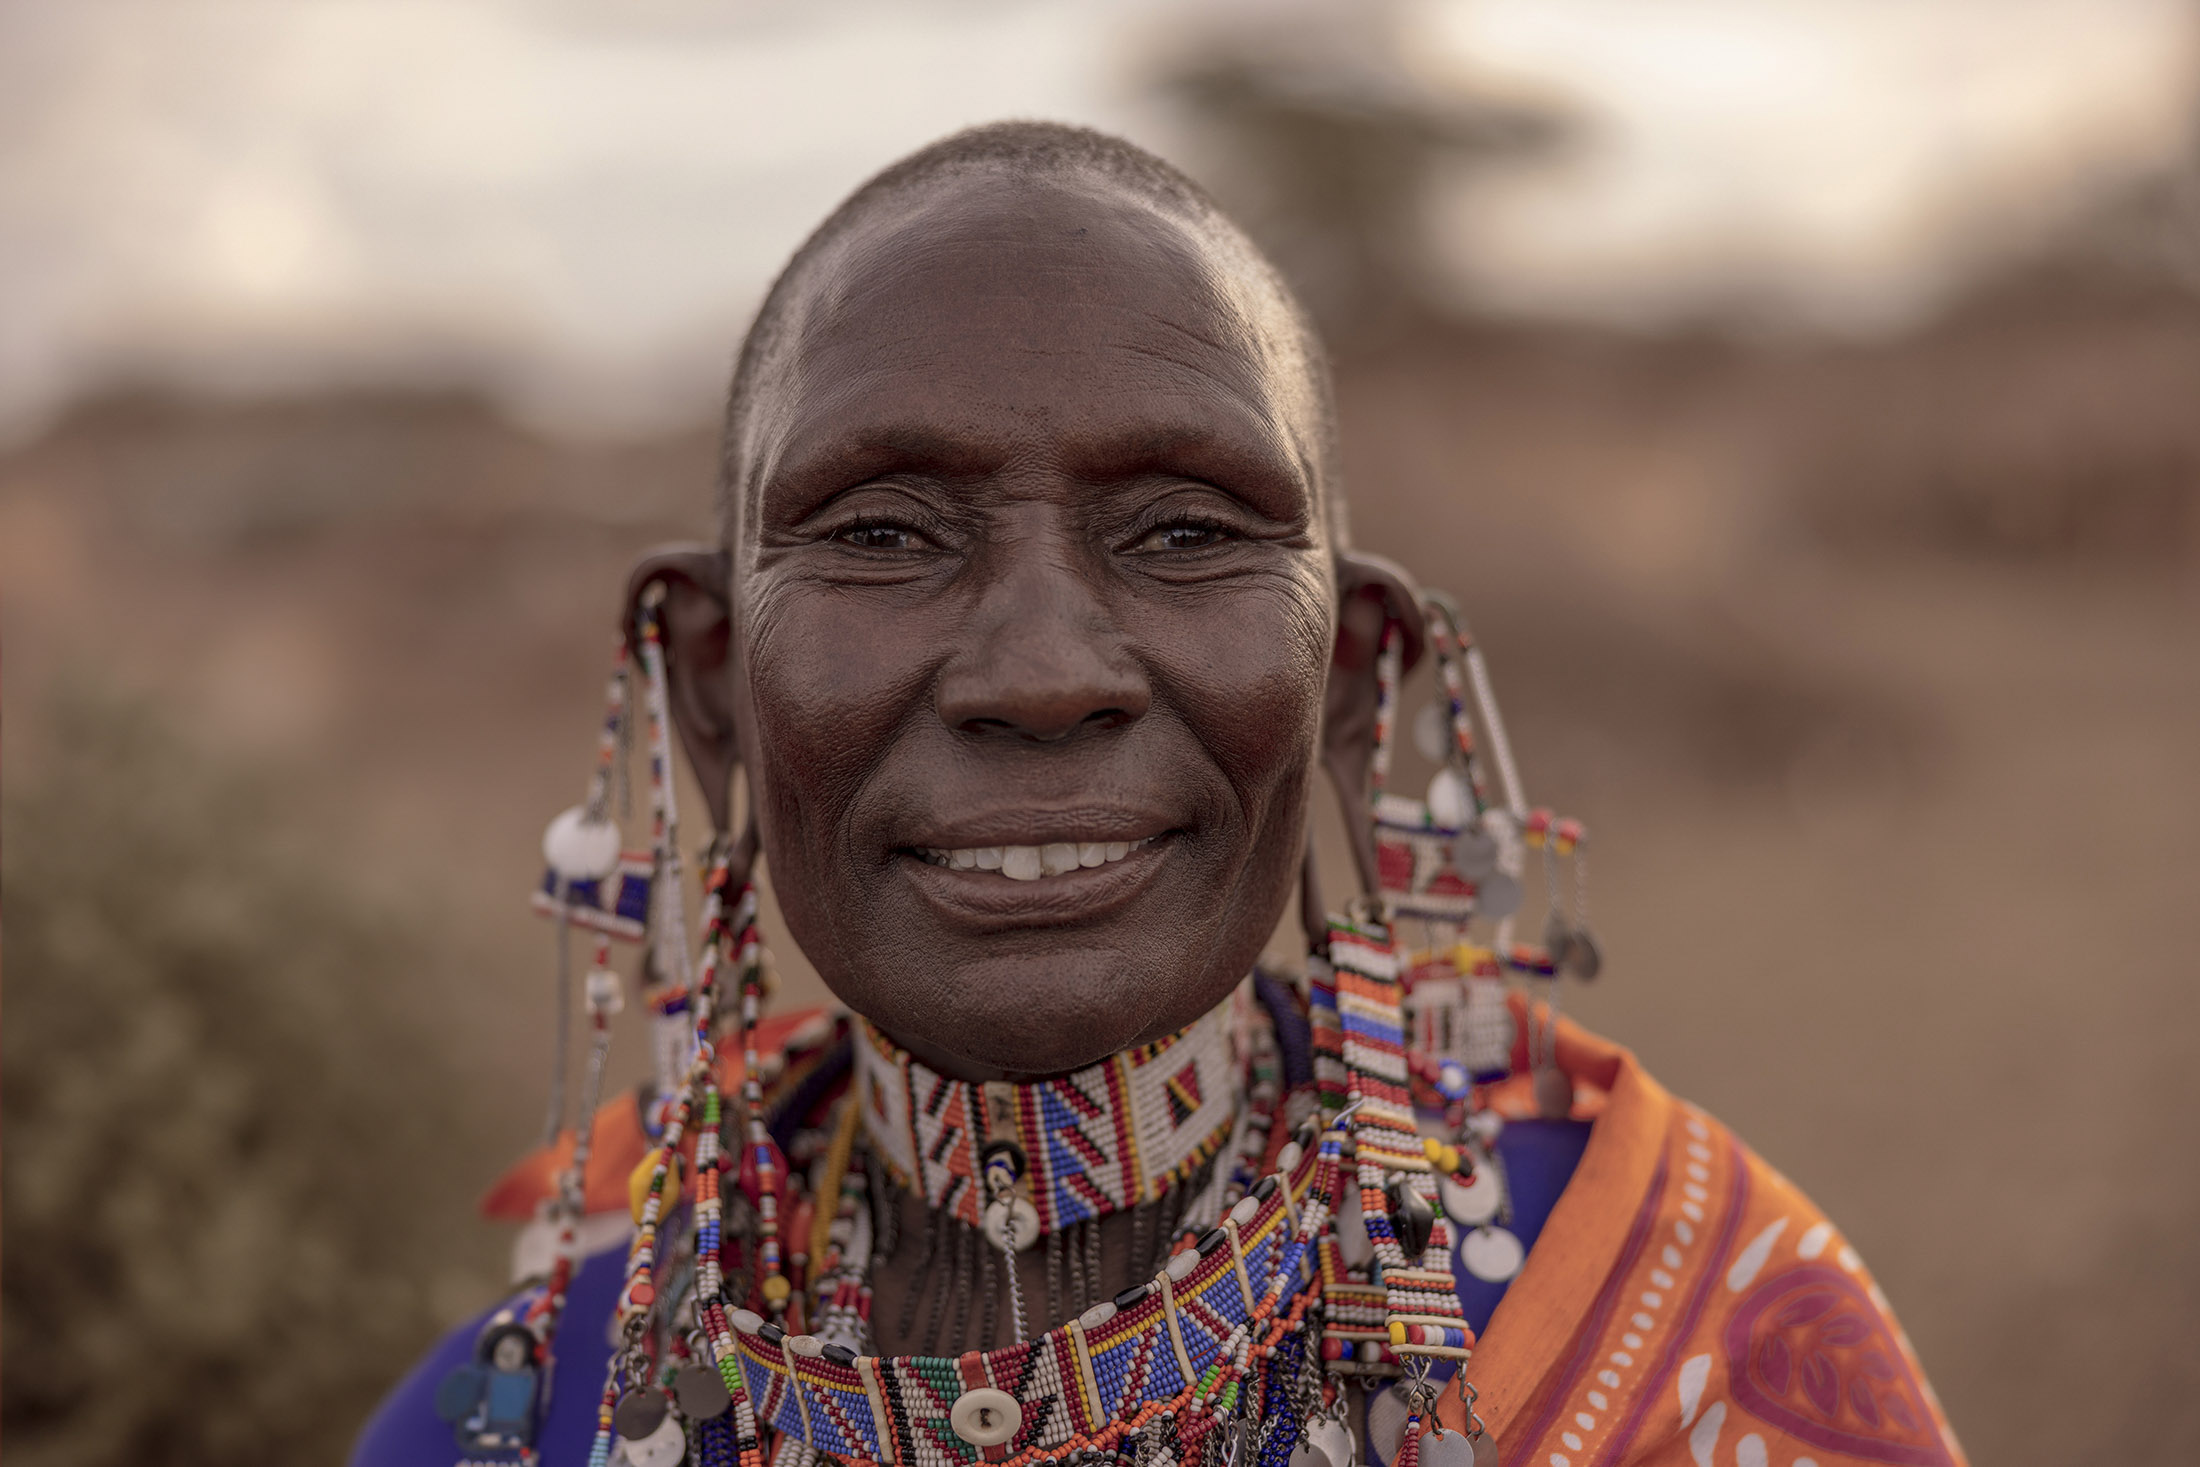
[731,168,1332,556]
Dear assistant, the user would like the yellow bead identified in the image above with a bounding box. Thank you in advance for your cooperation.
[1422,1136,1445,1164]
[1388,1321,1407,1346]
[761,1274,792,1305]
[629,1147,681,1224]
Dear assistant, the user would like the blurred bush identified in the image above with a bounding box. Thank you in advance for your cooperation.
[3,690,487,1467]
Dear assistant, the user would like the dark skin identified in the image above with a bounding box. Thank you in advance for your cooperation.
[629,170,1421,1347]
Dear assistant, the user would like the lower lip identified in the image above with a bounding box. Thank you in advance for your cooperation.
[896,836,1176,927]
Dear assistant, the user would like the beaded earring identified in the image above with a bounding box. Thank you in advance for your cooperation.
[436,627,674,1459]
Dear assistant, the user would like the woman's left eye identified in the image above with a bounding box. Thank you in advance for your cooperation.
[1140,522,1231,552]
[837,524,920,551]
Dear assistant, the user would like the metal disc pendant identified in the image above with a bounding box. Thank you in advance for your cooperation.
[1366,1387,1409,1463]
[1414,701,1451,762]
[613,1385,670,1441]
[1440,1162,1502,1226]
[1452,827,1500,880]
[1565,927,1603,981]
[1463,1225,1525,1282]
[1474,871,1522,919]
[673,1362,731,1420]
[620,1411,688,1467]
[1473,1430,1503,1467]
[1290,1415,1357,1467]
[1421,1427,1478,1467]
[1533,1066,1575,1120]
[1541,913,1575,970]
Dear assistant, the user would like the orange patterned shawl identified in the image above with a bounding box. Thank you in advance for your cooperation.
[1436,1016,1966,1467]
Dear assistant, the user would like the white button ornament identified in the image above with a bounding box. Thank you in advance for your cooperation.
[984,1195,1040,1252]
[950,1387,1022,1446]
[543,805,622,881]
[1462,1224,1525,1282]
[1441,1164,1502,1227]
[1427,767,1474,830]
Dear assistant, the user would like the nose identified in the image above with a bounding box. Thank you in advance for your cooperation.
[934,549,1151,743]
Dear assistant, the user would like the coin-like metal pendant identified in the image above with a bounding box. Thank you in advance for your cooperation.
[1474,871,1522,919]
[1565,927,1602,981]
[1462,1225,1525,1282]
[1290,1414,1358,1467]
[1421,1427,1478,1467]
[1452,827,1500,880]
[613,1385,670,1441]
[673,1362,731,1420]
[1366,1387,1408,1463]
[1541,913,1575,970]
[1472,1429,1503,1467]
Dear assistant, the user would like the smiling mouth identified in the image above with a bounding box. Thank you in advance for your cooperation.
[913,836,1161,881]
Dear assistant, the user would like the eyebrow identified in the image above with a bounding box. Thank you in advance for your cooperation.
[760,404,1314,530]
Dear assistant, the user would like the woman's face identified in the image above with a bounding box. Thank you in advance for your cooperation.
[728,173,1336,1078]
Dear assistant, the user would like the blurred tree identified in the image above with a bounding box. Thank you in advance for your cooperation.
[3,690,492,1466]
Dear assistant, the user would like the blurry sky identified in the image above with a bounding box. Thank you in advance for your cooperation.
[1,0,2194,444]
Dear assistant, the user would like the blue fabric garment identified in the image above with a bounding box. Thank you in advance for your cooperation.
[1453,1116,1591,1337]
[350,1239,625,1467]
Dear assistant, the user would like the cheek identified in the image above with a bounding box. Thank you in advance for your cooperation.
[738,587,936,856]
[1151,574,1331,809]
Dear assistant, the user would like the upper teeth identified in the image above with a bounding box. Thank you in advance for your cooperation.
[917,838,1156,880]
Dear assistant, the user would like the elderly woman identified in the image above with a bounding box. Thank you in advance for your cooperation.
[355,124,1963,1467]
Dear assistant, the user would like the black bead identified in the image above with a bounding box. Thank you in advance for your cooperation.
[1114,1283,1150,1309]
[1385,1173,1437,1259]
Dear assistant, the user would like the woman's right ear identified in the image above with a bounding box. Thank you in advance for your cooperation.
[624,544,738,836]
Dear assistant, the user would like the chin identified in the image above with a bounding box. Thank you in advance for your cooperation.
[852,944,1236,1079]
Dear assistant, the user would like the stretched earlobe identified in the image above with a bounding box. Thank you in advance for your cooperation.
[623,544,739,836]
[1320,549,1427,899]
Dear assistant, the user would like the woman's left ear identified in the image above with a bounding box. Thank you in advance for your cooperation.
[624,544,737,835]
[1320,549,1427,898]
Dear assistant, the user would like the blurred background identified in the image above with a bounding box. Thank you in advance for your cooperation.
[4,1,2197,1463]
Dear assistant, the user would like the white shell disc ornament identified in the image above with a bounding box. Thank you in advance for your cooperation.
[984,1194,1041,1253]
[949,1387,1022,1446]
[1427,767,1475,831]
[1440,1161,1503,1227]
[543,805,622,882]
[1462,1224,1525,1282]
